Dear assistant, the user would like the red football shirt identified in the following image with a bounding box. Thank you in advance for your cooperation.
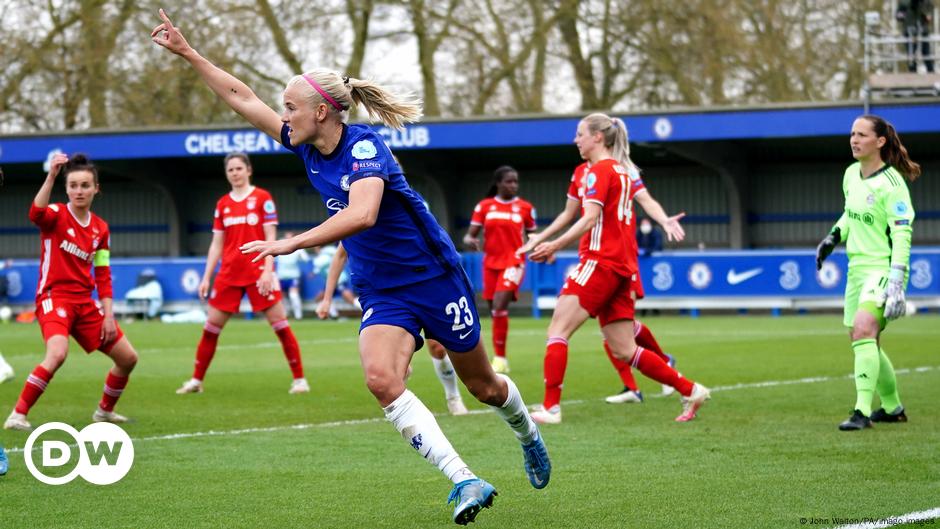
[470,197,537,269]
[30,202,112,301]
[565,159,645,276]
[212,186,278,286]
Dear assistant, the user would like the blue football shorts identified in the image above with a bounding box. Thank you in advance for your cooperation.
[356,267,481,353]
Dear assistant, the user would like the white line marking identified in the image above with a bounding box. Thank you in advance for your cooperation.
[7,365,937,454]
[833,507,940,528]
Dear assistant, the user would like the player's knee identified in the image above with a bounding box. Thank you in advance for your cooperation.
[120,350,139,372]
[427,341,446,359]
[850,320,879,340]
[609,346,633,362]
[43,349,67,370]
[364,369,399,400]
[850,326,877,341]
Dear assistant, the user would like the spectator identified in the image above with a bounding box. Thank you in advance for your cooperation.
[636,217,663,257]
[898,0,935,73]
[275,231,310,319]
[125,268,163,319]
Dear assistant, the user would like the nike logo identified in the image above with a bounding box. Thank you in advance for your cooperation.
[726,267,763,285]
[310,169,319,174]
[459,330,473,340]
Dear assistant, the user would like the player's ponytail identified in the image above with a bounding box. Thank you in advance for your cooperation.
[63,153,99,184]
[288,69,422,130]
[486,165,517,198]
[582,113,639,174]
[861,114,921,182]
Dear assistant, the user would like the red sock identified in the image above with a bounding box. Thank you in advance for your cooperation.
[192,322,222,381]
[634,320,669,362]
[543,337,568,409]
[15,365,53,415]
[99,371,129,412]
[633,347,694,396]
[273,320,304,379]
[604,340,638,391]
[491,310,509,358]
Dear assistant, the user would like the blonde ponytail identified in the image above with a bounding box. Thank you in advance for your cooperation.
[287,69,422,130]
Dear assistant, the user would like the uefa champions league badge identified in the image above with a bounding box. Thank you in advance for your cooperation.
[351,140,377,159]
[586,173,597,188]
[894,201,908,216]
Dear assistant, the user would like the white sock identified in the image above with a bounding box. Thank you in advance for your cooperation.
[288,291,302,319]
[431,356,461,400]
[384,390,477,484]
[490,374,538,445]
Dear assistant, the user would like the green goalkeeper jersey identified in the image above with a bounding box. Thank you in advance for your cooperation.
[833,162,915,270]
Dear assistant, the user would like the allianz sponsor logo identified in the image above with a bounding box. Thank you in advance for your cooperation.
[184,131,285,155]
[846,208,874,226]
[375,125,430,148]
[222,213,259,227]
[485,211,522,223]
[59,240,92,262]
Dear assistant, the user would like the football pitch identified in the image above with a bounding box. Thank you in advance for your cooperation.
[0,314,938,528]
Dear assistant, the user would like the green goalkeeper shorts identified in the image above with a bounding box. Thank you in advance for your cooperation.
[843,267,888,328]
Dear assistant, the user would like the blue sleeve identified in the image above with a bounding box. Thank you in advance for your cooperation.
[347,137,390,185]
[280,123,301,155]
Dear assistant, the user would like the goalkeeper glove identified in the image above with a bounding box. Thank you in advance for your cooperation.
[883,265,907,320]
[815,227,840,270]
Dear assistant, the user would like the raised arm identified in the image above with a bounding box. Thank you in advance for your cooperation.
[33,154,69,209]
[151,9,282,140]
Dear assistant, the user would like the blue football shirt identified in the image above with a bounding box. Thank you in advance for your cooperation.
[280,123,461,291]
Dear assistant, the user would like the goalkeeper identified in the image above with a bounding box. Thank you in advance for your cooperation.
[816,114,920,431]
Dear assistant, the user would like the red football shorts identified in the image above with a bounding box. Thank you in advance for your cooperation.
[632,273,645,299]
[482,265,525,301]
[209,279,282,313]
[36,295,124,353]
[560,259,636,326]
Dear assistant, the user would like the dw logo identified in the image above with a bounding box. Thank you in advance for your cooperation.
[24,422,134,485]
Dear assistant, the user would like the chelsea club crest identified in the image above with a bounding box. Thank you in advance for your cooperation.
[341,175,351,191]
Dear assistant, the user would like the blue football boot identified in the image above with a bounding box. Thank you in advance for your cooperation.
[447,478,496,525]
[0,445,8,476]
[521,431,551,489]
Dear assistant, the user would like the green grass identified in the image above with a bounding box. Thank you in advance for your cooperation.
[0,315,938,528]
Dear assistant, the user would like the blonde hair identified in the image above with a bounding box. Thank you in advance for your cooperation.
[582,113,637,172]
[287,68,422,130]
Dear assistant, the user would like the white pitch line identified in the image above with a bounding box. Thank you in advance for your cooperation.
[6,364,937,454]
[833,507,940,528]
